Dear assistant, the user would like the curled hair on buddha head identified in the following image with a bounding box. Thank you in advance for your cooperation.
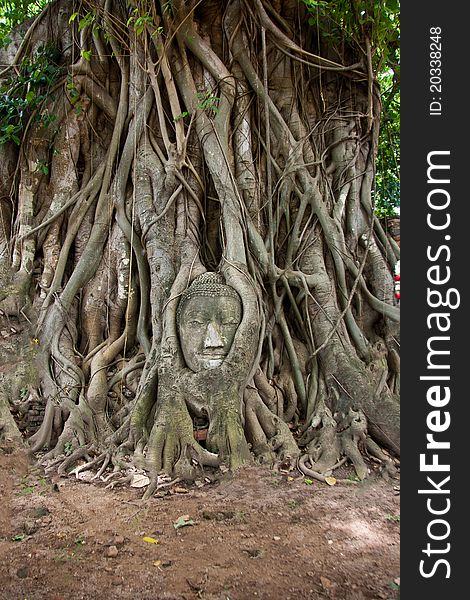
[176,272,241,325]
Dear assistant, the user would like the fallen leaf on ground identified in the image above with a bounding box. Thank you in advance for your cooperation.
[143,536,159,544]
[324,476,337,486]
[105,545,119,557]
[173,516,195,529]
[131,473,150,488]
[320,575,337,591]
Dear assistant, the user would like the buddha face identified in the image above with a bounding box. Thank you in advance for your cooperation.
[178,295,242,372]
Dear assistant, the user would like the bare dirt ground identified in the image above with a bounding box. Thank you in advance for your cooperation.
[0,446,400,600]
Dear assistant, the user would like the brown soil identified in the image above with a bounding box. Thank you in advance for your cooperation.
[0,447,400,600]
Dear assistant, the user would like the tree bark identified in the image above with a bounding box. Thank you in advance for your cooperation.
[0,0,399,488]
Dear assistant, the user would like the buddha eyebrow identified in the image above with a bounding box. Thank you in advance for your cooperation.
[183,310,212,319]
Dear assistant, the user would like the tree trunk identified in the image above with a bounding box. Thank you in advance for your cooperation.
[0,0,399,489]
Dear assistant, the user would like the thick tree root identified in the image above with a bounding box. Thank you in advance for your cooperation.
[244,387,299,466]
[145,392,221,483]
[298,407,396,483]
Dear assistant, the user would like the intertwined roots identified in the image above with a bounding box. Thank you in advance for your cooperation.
[0,0,399,492]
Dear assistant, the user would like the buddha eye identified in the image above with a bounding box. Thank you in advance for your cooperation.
[189,320,204,326]
[222,320,239,326]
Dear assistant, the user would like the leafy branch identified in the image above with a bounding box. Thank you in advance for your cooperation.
[0,43,61,145]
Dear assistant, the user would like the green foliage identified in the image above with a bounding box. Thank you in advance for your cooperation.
[36,159,49,174]
[375,66,400,217]
[68,9,97,32]
[302,0,400,217]
[173,90,219,122]
[15,476,49,496]
[302,0,399,72]
[196,90,219,114]
[125,1,163,37]
[0,0,49,47]
[127,10,153,36]
[16,484,35,495]
[174,110,190,122]
[0,42,61,145]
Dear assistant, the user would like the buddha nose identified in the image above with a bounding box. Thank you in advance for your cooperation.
[204,322,224,349]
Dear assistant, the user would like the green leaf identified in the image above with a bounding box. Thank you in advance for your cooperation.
[68,12,79,24]
[174,111,189,121]
[385,514,400,522]
[173,516,195,530]
[78,12,95,33]
[81,50,92,61]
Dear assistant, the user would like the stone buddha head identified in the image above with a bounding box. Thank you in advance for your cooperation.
[177,272,242,372]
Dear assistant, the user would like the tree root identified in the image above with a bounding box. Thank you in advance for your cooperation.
[105,473,133,490]
[142,476,182,500]
[56,446,92,477]
[365,437,398,478]
[70,452,108,479]
[299,407,396,483]
[304,407,341,474]
[244,387,299,466]
[145,391,221,485]
[339,408,369,480]
[297,455,358,485]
